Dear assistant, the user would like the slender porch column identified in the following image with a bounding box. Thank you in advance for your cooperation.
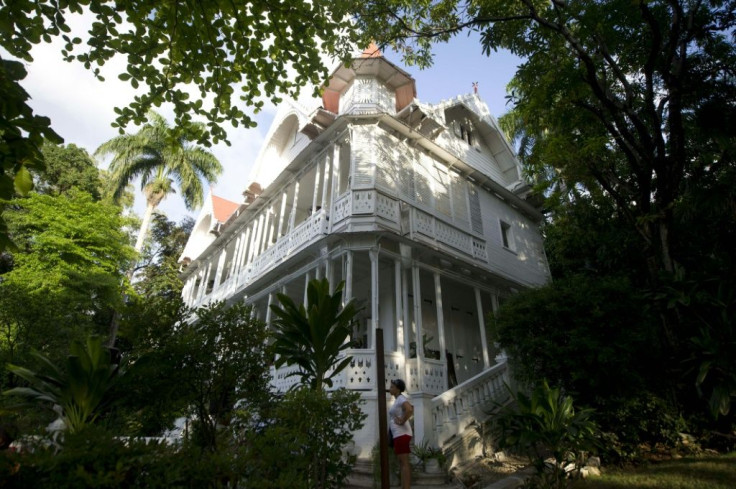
[369,249,379,349]
[197,264,211,302]
[238,227,251,276]
[434,272,448,392]
[344,250,353,303]
[265,292,274,327]
[288,181,300,233]
[312,159,322,214]
[475,288,491,368]
[412,265,424,388]
[328,143,340,233]
[394,259,403,354]
[182,278,192,306]
[303,270,311,307]
[265,206,276,247]
[401,267,412,382]
[211,250,227,291]
[228,236,241,280]
[325,254,333,293]
[248,217,263,264]
[277,190,288,238]
[261,206,273,253]
[321,151,332,210]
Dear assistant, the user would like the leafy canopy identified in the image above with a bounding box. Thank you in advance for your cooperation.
[0,190,135,374]
[34,141,103,200]
[352,0,736,279]
[0,1,363,146]
[0,59,63,251]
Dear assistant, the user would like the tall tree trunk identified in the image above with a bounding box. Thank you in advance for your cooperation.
[133,200,157,253]
[108,190,164,347]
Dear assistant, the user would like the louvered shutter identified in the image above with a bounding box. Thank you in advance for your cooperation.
[414,152,434,206]
[398,145,415,201]
[468,183,483,234]
[375,133,397,193]
[451,172,470,226]
[351,126,374,188]
[434,165,451,218]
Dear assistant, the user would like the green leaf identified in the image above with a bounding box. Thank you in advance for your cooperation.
[14,165,34,195]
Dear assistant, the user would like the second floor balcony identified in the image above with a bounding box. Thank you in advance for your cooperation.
[184,187,491,310]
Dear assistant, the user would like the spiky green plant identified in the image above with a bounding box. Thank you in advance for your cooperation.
[4,336,121,433]
[270,279,359,391]
[492,381,599,489]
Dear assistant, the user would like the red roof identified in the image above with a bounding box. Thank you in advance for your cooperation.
[211,194,239,223]
[361,42,383,58]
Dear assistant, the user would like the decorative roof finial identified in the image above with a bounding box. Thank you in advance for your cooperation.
[473,82,478,94]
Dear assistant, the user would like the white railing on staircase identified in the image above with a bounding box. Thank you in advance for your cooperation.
[429,361,511,446]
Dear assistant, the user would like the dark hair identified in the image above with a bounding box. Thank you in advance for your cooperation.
[391,379,406,393]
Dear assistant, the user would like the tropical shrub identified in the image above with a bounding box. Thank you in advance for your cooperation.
[4,336,121,434]
[492,381,599,489]
[490,275,661,408]
[4,425,245,489]
[270,279,359,391]
[594,394,685,464]
[240,387,366,489]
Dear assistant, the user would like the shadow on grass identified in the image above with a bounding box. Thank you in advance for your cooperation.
[572,453,736,489]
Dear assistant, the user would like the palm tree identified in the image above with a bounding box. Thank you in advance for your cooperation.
[95,112,222,253]
[270,279,360,391]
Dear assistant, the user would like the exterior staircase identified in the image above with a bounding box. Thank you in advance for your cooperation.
[346,361,513,488]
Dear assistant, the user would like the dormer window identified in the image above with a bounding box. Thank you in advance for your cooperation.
[452,119,476,146]
[460,124,474,146]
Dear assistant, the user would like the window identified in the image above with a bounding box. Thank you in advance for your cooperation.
[460,124,473,146]
[453,119,475,146]
[500,220,513,250]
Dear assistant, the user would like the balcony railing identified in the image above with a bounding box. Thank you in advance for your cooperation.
[269,349,406,392]
[188,189,488,309]
[404,207,488,263]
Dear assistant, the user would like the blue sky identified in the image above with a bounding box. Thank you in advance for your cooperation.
[20,26,522,224]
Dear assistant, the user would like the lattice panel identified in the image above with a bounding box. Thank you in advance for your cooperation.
[435,220,472,254]
[332,192,351,223]
[270,364,301,392]
[383,353,404,389]
[352,190,375,214]
[414,210,434,236]
[422,362,447,395]
[346,355,374,389]
[375,193,399,222]
[472,238,488,262]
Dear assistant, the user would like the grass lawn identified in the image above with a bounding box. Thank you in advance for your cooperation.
[571,452,736,489]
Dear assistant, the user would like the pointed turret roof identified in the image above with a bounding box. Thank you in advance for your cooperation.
[211,194,239,224]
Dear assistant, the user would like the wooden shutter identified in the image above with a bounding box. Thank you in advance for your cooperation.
[451,172,470,227]
[468,183,483,234]
[351,126,374,188]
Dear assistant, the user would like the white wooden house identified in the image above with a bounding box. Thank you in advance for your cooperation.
[179,45,550,463]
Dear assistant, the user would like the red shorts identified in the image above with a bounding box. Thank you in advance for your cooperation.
[393,435,412,455]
